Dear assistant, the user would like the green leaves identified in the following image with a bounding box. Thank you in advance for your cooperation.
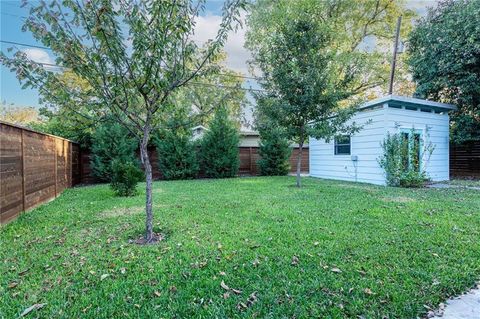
[200,106,240,178]
[408,0,480,143]
[153,112,199,181]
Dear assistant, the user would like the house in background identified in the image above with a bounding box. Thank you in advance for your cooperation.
[191,125,264,147]
[309,95,456,185]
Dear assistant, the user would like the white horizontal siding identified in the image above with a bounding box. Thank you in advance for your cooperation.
[310,103,451,185]
[309,107,386,185]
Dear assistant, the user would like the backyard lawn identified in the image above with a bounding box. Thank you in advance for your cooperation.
[1,176,479,318]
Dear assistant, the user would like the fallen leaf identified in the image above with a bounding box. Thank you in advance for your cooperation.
[8,282,18,289]
[331,267,342,273]
[82,305,92,313]
[223,292,230,299]
[154,291,161,297]
[220,281,242,294]
[120,268,126,274]
[19,303,47,317]
[364,288,373,295]
[231,288,242,295]
[220,281,230,291]
[100,274,110,281]
[291,256,299,266]
[237,302,248,311]
[18,269,29,276]
[237,292,258,311]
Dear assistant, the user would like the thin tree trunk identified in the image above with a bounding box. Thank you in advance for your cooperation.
[140,129,154,242]
[296,140,304,188]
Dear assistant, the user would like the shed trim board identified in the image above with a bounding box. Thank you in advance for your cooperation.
[309,96,455,185]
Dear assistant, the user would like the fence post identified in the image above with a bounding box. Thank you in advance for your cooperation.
[21,129,26,212]
[69,141,73,187]
[64,140,67,187]
[54,137,57,197]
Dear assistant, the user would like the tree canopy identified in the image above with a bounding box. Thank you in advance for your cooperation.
[246,0,416,98]
[407,0,480,143]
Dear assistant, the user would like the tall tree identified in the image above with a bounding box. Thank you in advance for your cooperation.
[254,98,291,176]
[246,0,415,187]
[1,0,245,243]
[249,16,364,187]
[90,118,139,183]
[407,0,480,143]
[200,106,240,178]
[154,110,199,180]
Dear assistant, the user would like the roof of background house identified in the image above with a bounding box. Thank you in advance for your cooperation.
[191,125,259,136]
[360,95,457,112]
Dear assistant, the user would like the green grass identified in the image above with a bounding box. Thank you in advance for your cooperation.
[1,177,479,318]
[445,178,480,188]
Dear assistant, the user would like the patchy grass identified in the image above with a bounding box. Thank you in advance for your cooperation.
[446,179,480,188]
[1,176,479,318]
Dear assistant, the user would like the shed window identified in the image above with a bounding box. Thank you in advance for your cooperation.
[334,135,351,155]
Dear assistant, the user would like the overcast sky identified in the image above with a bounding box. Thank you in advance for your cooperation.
[0,0,439,109]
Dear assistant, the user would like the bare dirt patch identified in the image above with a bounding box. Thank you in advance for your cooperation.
[129,232,165,245]
[99,206,144,218]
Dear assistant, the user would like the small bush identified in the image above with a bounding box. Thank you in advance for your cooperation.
[399,170,428,188]
[200,107,240,178]
[110,160,144,196]
[378,130,434,187]
[257,126,291,176]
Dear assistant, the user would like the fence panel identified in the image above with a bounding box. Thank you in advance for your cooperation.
[450,141,480,178]
[0,121,80,224]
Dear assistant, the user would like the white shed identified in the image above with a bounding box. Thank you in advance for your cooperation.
[309,95,456,185]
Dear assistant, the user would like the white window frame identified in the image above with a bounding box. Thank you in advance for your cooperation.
[334,135,351,155]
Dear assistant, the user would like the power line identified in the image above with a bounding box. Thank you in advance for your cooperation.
[0,38,263,82]
[0,54,266,93]
[1,40,51,51]
[1,11,24,19]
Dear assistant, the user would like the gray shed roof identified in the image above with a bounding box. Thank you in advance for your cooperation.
[360,95,457,112]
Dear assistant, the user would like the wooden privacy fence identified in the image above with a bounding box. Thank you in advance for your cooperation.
[0,121,80,224]
[450,141,480,178]
[238,147,309,176]
[79,146,310,183]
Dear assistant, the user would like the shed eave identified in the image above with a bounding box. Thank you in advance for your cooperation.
[359,95,457,112]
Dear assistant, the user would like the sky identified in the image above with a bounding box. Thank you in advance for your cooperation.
[0,0,440,109]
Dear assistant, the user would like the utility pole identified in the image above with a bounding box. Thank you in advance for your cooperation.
[388,16,402,95]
